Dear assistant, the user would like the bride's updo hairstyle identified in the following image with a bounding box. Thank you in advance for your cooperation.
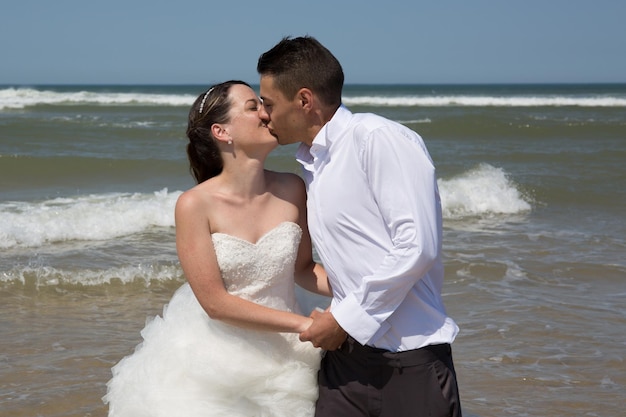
[186,80,251,183]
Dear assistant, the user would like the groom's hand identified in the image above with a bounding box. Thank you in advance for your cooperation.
[299,310,347,351]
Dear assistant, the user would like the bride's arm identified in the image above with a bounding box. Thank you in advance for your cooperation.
[290,175,333,297]
[175,189,313,333]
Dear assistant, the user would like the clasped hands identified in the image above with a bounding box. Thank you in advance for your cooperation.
[299,308,348,351]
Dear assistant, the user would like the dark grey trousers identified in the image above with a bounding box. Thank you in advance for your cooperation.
[315,337,462,417]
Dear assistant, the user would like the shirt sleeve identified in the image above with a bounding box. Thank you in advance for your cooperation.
[331,125,442,346]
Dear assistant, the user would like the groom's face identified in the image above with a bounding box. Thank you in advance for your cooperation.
[259,75,306,146]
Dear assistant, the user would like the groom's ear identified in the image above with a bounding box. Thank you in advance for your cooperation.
[297,88,313,110]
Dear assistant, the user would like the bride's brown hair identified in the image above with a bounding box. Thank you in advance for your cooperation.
[185,80,250,183]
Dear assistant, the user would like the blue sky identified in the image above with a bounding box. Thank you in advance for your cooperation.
[2,0,625,85]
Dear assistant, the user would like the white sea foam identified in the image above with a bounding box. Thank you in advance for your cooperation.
[0,263,182,286]
[396,118,432,124]
[2,87,625,110]
[343,94,626,107]
[0,166,530,250]
[0,188,181,248]
[438,163,532,218]
[0,87,195,110]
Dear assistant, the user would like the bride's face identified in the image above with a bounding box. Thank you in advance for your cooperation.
[225,85,277,149]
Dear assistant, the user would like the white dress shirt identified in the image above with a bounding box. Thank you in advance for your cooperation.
[296,105,459,352]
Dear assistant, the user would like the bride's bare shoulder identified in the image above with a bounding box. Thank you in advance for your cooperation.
[175,180,220,214]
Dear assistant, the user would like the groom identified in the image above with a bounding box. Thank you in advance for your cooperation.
[257,36,462,417]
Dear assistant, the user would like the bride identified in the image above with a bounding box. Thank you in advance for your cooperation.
[103,81,331,417]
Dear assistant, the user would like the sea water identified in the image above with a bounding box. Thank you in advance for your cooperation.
[1,84,625,416]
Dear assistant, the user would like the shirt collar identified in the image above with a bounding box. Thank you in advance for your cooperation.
[295,142,313,164]
[311,104,351,150]
[295,104,352,164]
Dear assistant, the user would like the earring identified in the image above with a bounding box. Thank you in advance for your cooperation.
[228,140,232,145]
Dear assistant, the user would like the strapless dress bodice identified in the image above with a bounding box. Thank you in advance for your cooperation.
[212,221,302,312]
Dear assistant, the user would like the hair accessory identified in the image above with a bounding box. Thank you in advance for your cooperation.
[198,87,214,114]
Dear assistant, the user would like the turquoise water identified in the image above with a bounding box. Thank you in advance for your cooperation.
[1,84,625,416]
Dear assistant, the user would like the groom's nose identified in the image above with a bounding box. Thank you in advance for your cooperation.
[258,104,270,124]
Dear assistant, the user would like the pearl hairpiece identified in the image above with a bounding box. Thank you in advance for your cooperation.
[198,87,214,114]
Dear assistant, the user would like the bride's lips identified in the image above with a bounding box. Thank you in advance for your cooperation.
[262,123,278,139]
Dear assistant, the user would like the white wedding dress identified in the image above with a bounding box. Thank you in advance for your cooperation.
[104,222,321,417]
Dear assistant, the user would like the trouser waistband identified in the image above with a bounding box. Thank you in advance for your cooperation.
[341,336,452,368]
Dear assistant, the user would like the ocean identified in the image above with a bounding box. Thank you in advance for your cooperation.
[1,84,625,417]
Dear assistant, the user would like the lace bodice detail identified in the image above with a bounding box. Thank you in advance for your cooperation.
[211,222,302,312]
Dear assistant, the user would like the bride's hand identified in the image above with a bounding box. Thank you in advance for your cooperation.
[299,316,314,333]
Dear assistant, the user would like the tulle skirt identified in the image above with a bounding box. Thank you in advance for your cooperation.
[104,284,321,417]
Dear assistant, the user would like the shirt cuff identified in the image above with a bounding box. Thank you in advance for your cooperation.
[331,293,391,346]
